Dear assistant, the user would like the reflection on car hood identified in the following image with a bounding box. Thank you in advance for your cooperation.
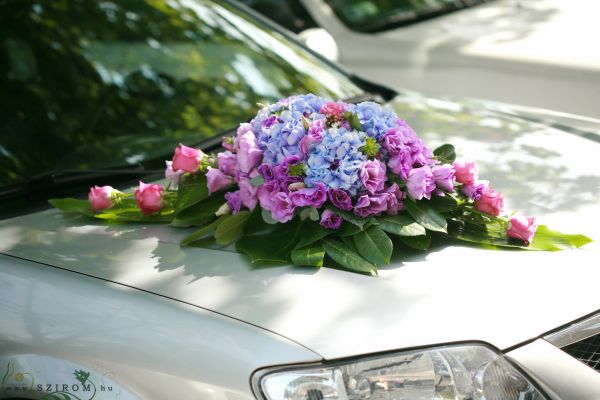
[1,94,599,360]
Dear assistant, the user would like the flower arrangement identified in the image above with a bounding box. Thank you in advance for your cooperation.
[51,94,592,275]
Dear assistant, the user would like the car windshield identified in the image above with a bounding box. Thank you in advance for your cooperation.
[0,0,363,190]
[325,0,493,32]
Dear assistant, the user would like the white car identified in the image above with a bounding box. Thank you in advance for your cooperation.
[1,1,599,399]
[267,0,600,119]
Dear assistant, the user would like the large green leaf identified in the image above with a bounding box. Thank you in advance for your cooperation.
[399,233,431,250]
[429,193,459,212]
[337,222,362,237]
[176,174,209,213]
[235,211,304,264]
[353,226,393,266]
[448,219,593,251]
[181,217,225,246]
[291,244,325,267]
[215,211,251,245]
[405,199,447,233]
[294,221,332,249]
[49,198,93,216]
[433,144,456,164]
[170,193,225,227]
[321,238,378,276]
[377,214,425,237]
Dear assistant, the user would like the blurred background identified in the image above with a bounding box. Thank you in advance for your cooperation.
[240,0,600,119]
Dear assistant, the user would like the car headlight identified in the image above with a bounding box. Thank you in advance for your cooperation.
[252,344,546,400]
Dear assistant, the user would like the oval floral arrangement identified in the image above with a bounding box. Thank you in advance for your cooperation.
[51,94,592,275]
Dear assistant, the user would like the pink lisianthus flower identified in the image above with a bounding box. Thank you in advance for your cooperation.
[217,151,238,177]
[206,167,234,194]
[384,183,405,215]
[88,185,116,212]
[224,191,242,214]
[165,161,184,189]
[257,180,278,211]
[270,192,296,223]
[475,187,504,216]
[360,159,386,195]
[432,164,456,192]
[406,165,436,200]
[320,209,343,230]
[134,181,164,215]
[462,180,488,201]
[238,177,258,210]
[353,193,389,218]
[172,144,204,173]
[289,182,327,207]
[453,160,478,185]
[507,216,538,245]
[236,130,263,173]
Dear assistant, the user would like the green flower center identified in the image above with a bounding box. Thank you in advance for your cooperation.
[288,163,306,177]
[360,137,380,158]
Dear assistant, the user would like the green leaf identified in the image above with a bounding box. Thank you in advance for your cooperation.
[215,211,251,245]
[294,221,332,249]
[324,205,367,228]
[236,212,304,264]
[405,199,448,233]
[337,222,362,237]
[308,207,320,221]
[429,193,459,212]
[378,214,426,237]
[291,244,325,267]
[176,174,209,213]
[181,217,225,246]
[262,209,278,224]
[529,225,593,250]
[171,193,225,227]
[321,238,378,276]
[353,226,393,266]
[49,198,93,216]
[399,233,431,250]
[250,175,265,186]
[433,144,456,164]
[349,113,362,131]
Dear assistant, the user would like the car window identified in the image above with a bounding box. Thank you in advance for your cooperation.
[324,0,494,32]
[0,0,362,188]
[239,0,318,33]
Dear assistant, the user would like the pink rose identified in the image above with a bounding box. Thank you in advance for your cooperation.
[88,185,115,212]
[172,144,203,173]
[475,187,504,216]
[507,216,537,245]
[134,181,164,215]
[206,167,234,194]
[453,161,478,185]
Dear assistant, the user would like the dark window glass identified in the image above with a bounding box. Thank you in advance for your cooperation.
[239,0,318,33]
[324,0,493,32]
[0,0,361,188]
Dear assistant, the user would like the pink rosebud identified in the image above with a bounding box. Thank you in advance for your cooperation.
[206,167,234,194]
[172,144,203,173]
[453,161,478,185]
[165,161,184,189]
[134,181,164,215]
[88,185,115,212]
[475,187,504,216]
[507,216,538,245]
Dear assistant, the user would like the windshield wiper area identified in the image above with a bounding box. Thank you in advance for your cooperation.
[0,168,163,202]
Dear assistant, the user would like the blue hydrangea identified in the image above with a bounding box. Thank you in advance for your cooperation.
[304,127,367,195]
[253,94,327,164]
[355,101,397,141]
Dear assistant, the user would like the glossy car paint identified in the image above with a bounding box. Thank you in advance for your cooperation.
[1,93,598,368]
[299,0,600,118]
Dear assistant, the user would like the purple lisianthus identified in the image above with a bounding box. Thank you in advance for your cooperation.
[388,150,413,180]
[289,182,327,207]
[360,159,386,195]
[236,130,263,173]
[206,167,234,194]
[257,180,278,211]
[320,209,343,229]
[224,191,242,214]
[270,192,296,223]
[353,193,389,218]
[238,177,258,210]
[328,188,352,211]
[407,165,436,200]
[217,151,238,177]
[258,164,276,181]
[384,183,405,215]
[432,164,456,192]
[462,180,488,200]
[165,160,184,189]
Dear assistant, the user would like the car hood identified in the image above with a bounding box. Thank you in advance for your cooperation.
[1,94,599,360]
